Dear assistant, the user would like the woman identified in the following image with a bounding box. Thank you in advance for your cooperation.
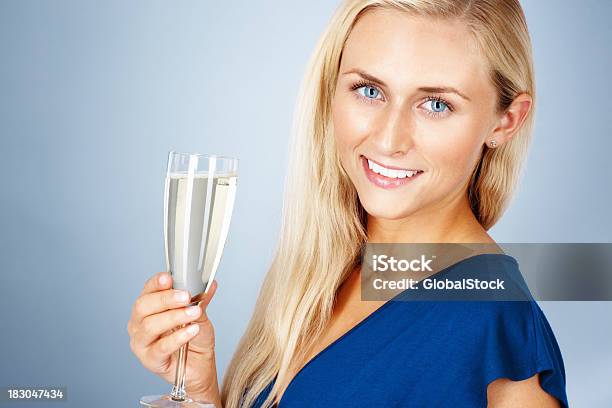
[128,0,569,406]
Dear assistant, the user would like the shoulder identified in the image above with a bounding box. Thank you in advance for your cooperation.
[389,298,569,406]
[472,300,569,408]
[487,372,562,407]
[393,252,570,406]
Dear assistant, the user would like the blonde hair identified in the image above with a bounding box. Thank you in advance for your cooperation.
[220,1,535,406]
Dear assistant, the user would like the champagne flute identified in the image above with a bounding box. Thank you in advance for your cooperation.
[140,152,238,407]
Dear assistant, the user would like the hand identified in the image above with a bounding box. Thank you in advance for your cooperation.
[128,272,222,406]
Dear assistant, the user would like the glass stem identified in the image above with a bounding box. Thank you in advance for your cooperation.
[171,323,189,401]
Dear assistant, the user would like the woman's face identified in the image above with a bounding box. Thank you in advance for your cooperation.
[332,10,501,220]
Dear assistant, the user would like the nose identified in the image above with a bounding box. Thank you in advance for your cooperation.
[370,104,415,157]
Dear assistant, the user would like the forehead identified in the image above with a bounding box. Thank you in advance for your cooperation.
[341,8,490,92]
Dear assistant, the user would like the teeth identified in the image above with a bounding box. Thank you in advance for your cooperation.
[367,158,420,178]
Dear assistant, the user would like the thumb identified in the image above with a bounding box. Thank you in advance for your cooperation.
[188,280,218,351]
[194,280,218,324]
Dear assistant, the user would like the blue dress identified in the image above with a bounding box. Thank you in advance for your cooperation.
[250,253,569,407]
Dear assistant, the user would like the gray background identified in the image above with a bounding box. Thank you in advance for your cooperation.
[0,0,610,407]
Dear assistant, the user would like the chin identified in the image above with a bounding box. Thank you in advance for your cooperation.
[359,194,417,221]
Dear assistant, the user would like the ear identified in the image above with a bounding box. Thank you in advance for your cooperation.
[486,93,532,148]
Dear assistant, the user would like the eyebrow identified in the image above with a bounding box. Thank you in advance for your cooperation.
[342,68,472,102]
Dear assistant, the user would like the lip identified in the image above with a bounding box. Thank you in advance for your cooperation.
[361,155,423,189]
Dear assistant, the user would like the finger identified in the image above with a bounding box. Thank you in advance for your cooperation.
[132,288,192,323]
[192,280,218,323]
[198,280,219,310]
[140,272,173,296]
[134,304,202,348]
[149,323,201,361]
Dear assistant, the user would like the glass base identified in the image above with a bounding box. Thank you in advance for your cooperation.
[140,394,216,407]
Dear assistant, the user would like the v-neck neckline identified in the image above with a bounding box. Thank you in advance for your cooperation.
[271,252,517,407]
[271,299,394,407]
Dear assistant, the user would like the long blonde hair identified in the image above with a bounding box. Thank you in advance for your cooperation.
[221,1,535,406]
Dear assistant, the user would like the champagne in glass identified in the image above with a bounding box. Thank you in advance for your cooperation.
[140,152,238,408]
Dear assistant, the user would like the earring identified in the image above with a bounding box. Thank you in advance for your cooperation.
[488,139,497,148]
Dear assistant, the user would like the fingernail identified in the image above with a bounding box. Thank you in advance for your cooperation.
[185,306,200,316]
[187,324,200,335]
[159,274,169,285]
[174,291,189,302]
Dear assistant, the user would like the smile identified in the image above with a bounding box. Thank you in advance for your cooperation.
[361,155,423,189]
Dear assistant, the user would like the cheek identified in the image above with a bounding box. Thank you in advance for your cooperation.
[332,93,372,152]
[422,119,485,181]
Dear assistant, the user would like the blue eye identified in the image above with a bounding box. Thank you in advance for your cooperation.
[428,99,449,112]
[421,96,454,118]
[357,85,381,100]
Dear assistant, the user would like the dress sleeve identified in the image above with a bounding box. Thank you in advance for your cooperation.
[481,300,569,407]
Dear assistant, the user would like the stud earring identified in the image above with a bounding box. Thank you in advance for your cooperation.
[488,139,497,148]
